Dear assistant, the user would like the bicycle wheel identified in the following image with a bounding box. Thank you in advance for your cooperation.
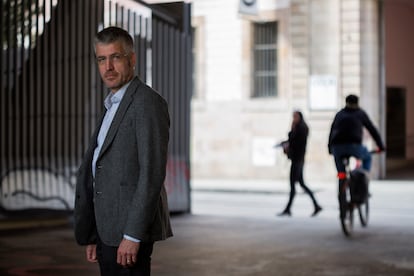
[358,197,369,227]
[340,183,354,236]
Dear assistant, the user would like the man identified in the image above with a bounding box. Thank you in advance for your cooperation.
[328,94,385,216]
[74,26,172,276]
[278,111,322,217]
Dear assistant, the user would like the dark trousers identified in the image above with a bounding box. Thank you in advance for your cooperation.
[284,159,318,211]
[96,237,154,276]
[331,144,372,172]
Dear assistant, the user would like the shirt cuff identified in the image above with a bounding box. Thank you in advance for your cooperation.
[123,234,140,243]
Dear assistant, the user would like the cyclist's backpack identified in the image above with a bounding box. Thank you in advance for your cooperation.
[349,168,369,204]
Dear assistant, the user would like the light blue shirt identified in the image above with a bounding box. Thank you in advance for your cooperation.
[92,85,128,177]
[92,80,140,243]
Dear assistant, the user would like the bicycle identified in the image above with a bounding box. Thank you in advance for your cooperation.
[339,150,381,237]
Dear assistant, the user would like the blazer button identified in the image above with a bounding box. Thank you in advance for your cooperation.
[97,165,102,169]
[95,191,102,195]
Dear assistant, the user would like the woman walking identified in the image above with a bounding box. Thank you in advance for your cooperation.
[278,111,322,217]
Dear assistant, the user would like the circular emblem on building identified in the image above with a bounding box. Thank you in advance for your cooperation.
[243,0,256,7]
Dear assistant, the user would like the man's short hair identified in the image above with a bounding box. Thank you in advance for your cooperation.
[95,26,134,53]
[345,94,359,107]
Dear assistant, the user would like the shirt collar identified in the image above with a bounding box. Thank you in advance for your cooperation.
[103,80,132,110]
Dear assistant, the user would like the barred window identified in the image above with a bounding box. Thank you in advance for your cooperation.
[252,22,278,98]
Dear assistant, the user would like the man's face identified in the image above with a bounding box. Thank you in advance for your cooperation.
[95,41,136,93]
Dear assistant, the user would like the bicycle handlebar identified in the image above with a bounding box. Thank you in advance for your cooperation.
[369,149,385,154]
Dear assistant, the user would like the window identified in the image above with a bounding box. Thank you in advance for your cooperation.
[252,22,278,98]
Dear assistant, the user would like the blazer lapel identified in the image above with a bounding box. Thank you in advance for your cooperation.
[97,77,141,160]
[83,111,105,164]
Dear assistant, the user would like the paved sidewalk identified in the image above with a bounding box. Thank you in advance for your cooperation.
[0,178,413,275]
[191,178,414,194]
[1,178,412,232]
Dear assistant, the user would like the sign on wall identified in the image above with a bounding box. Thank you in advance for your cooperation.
[309,75,338,110]
[252,137,277,166]
[239,0,258,15]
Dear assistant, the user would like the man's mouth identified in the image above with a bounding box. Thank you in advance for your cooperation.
[105,73,117,80]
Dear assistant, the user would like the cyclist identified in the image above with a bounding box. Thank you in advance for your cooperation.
[328,94,385,217]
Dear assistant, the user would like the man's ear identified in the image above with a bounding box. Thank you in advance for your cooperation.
[130,52,137,68]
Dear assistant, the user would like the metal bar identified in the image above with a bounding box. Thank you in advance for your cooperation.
[0,0,3,184]
[141,15,146,81]
[83,0,88,158]
[77,0,83,161]
[50,0,58,197]
[87,0,94,152]
[97,0,105,122]
[115,3,119,26]
[69,0,75,176]
[34,0,41,197]
[119,5,123,28]
[108,0,112,26]
[62,0,69,176]
[167,24,174,154]
[5,0,12,195]
[21,0,29,195]
[56,0,63,197]
[27,0,35,204]
[90,0,96,134]
[134,0,177,26]
[185,9,192,163]
[40,0,46,190]
[162,23,168,102]
[173,28,179,156]
[180,29,186,157]
[13,0,21,194]
[157,20,163,92]
[133,12,138,76]
[46,0,53,195]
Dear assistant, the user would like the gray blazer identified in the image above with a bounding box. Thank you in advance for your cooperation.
[74,77,173,247]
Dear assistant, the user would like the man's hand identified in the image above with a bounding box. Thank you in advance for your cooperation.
[86,244,98,263]
[117,239,140,267]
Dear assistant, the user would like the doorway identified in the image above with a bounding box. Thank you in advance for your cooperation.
[382,0,414,179]
[386,87,406,158]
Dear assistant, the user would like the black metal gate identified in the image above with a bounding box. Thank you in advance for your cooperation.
[0,0,192,215]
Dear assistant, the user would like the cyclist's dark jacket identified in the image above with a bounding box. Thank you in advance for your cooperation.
[328,107,385,152]
[288,120,308,162]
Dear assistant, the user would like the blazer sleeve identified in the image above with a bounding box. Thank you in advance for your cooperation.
[123,89,170,240]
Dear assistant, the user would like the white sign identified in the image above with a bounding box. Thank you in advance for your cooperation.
[239,0,258,15]
[309,75,338,110]
[252,137,277,167]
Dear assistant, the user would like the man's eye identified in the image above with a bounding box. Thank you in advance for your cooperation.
[96,57,106,63]
[112,54,121,61]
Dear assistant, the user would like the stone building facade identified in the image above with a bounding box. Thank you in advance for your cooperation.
[148,0,414,181]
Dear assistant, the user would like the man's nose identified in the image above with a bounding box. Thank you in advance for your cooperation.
[105,58,114,70]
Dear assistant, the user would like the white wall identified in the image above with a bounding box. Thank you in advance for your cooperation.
[192,0,243,101]
[191,0,295,179]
